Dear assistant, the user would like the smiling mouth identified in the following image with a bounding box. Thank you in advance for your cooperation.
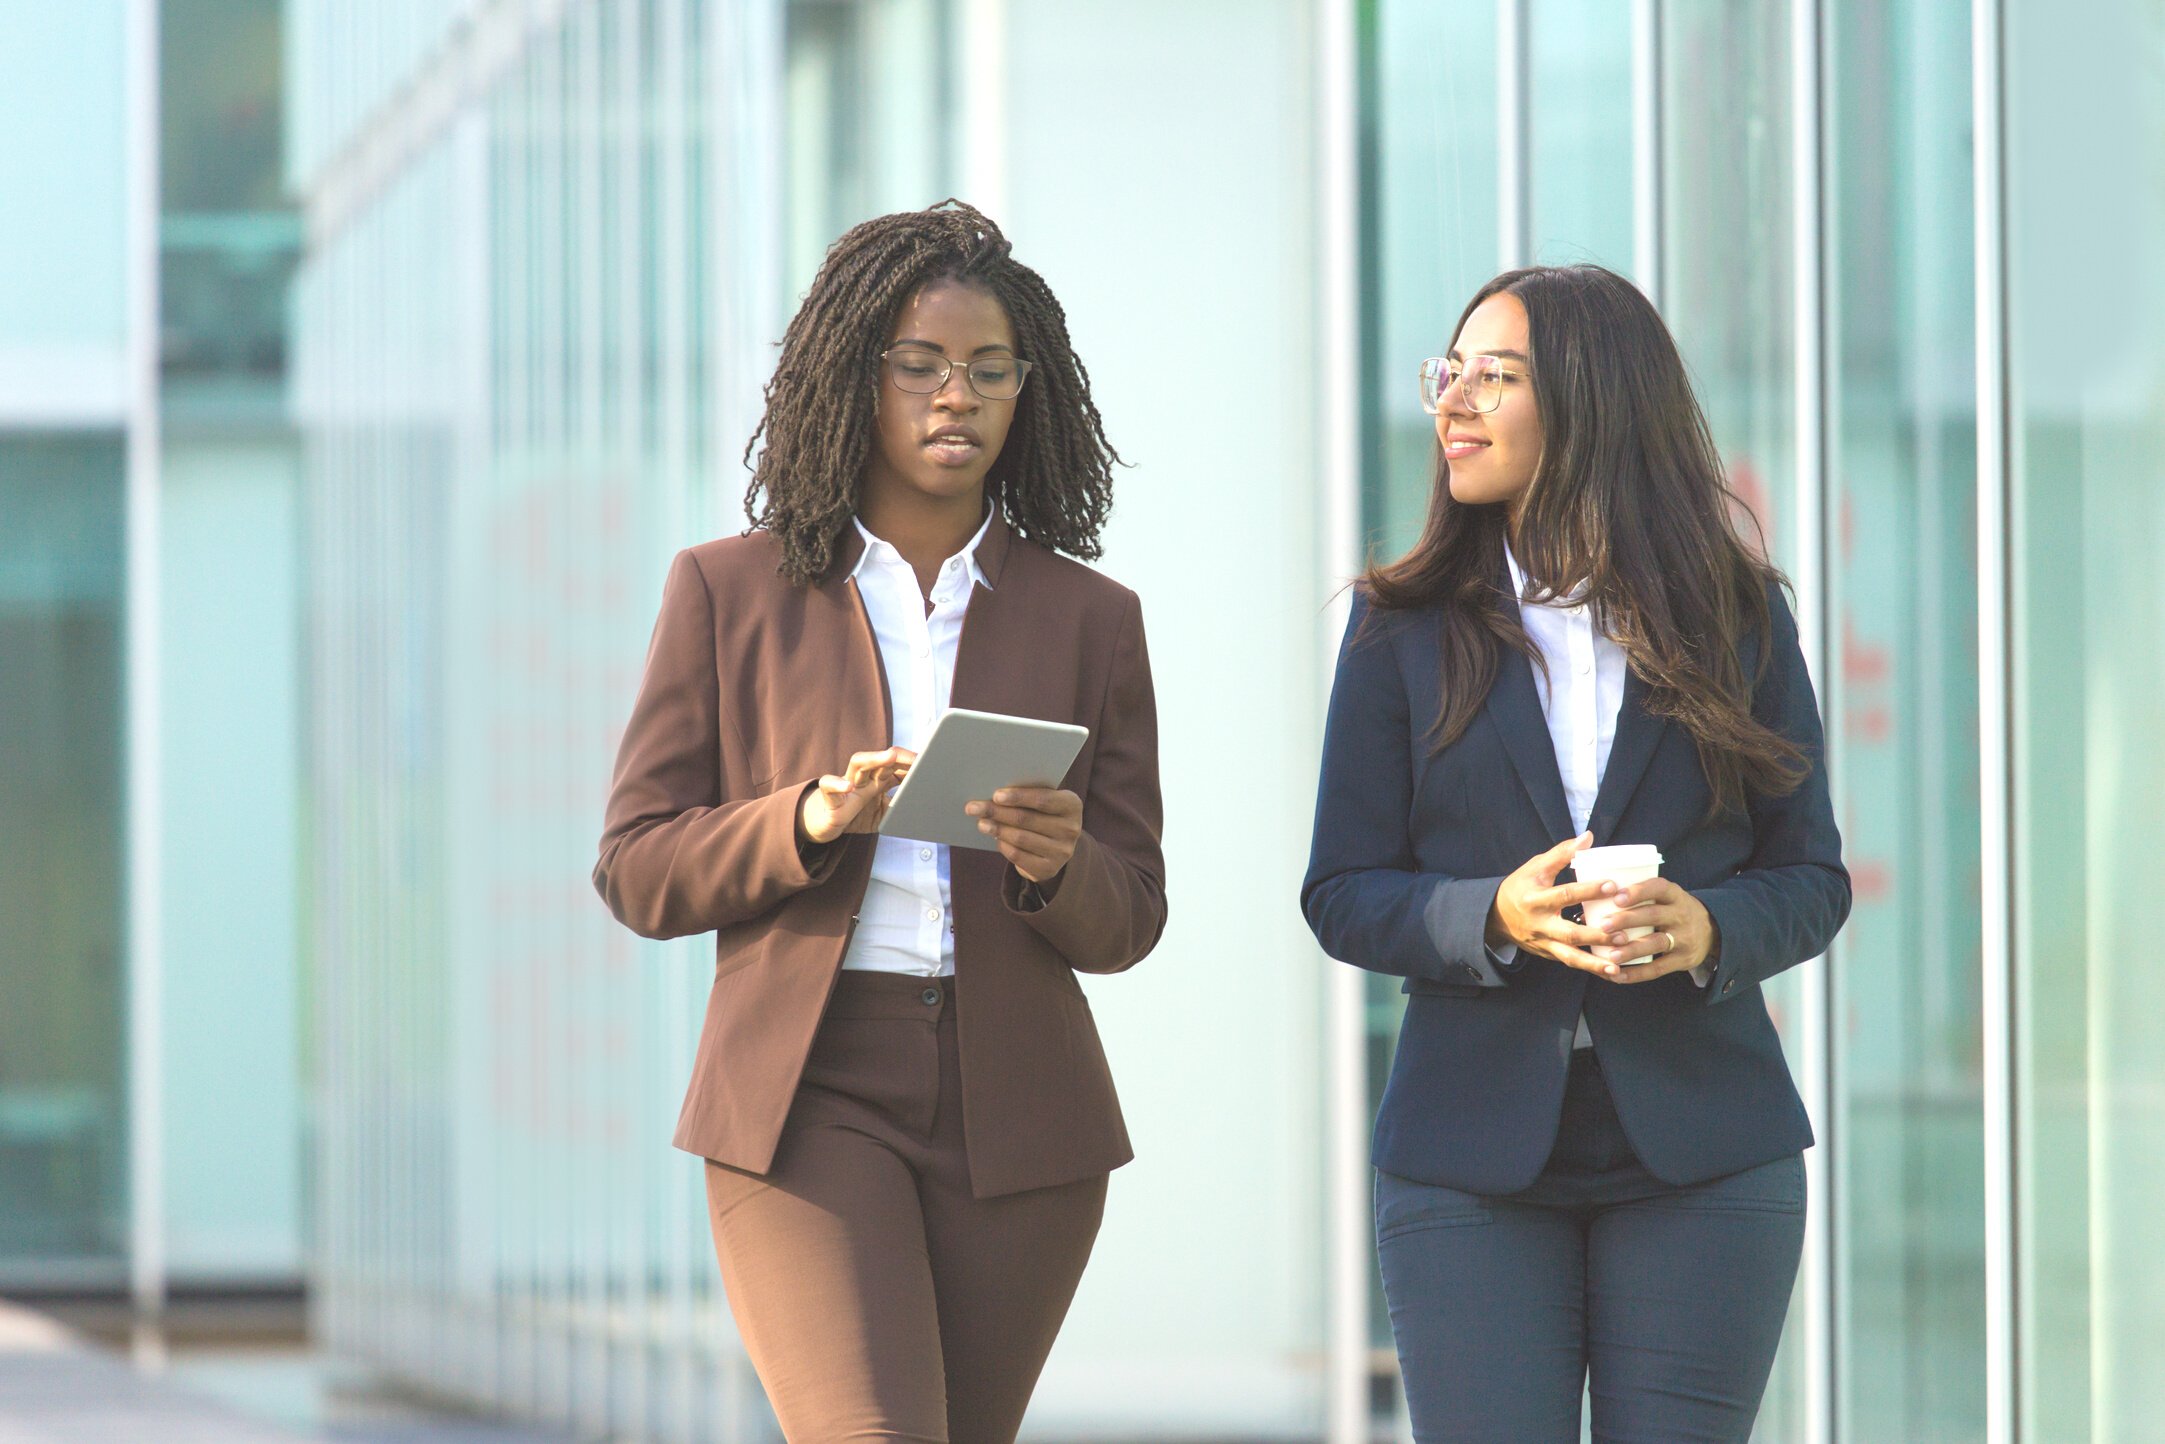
[1443,438,1490,459]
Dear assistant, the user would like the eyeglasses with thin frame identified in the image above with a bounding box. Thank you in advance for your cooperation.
[1418,354,1527,415]
[880,347,1033,401]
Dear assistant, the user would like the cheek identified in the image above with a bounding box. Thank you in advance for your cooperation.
[981,408,1018,464]
[875,398,922,466]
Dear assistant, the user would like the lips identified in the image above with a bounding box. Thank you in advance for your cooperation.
[924,425,983,466]
[1443,434,1490,461]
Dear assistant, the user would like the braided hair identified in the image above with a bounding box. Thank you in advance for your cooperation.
[743,200,1124,585]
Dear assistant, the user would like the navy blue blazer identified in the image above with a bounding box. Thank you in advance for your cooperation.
[1302,578,1849,1194]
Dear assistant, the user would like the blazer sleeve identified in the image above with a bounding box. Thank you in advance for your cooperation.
[592,549,847,940]
[1696,583,1851,1003]
[1301,591,1515,989]
[1000,589,1168,973]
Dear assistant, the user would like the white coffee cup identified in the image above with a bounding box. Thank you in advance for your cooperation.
[1570,843,1663,941]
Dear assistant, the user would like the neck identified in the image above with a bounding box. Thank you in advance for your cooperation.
[857,482,987,593]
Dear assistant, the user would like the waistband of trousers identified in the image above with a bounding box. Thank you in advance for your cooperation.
[822,969,957,1022]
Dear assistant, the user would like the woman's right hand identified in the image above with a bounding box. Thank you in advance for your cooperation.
[1486,831,1628,976]
[798,747,917,845]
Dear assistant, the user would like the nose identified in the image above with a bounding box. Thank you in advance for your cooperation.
[933,367,979,411]
[1437,370,1477,418]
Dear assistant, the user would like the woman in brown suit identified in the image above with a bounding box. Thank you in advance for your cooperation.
[593,202,1165,1444]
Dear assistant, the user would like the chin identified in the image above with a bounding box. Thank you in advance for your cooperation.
[1446,472,1518,509]
[908,464,992,500]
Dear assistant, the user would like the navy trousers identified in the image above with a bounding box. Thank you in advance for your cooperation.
[1376,1049,1806,1444]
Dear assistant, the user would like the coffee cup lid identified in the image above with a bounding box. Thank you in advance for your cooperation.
[1572,843,1662,873]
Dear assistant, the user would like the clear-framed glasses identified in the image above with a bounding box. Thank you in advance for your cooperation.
[880,347,1033,401]
[1418,354,1523,415]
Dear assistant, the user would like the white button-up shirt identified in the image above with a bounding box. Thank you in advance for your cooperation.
[837,511,993,976]
[1497,542,1707,1047]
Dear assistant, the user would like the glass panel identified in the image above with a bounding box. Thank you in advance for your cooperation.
[293,2,944,1435]
[0,433,128,1283]
[1360,1,1500,1409]
[161,0,300,410]
[1528,0,1633,274]
[784,0,953,301]
[1363,0,1498,563]
[1825,0,1985,1437]
[0,1,128,351]
[1656,5,1806,1434]
[2008,2,2165,1439]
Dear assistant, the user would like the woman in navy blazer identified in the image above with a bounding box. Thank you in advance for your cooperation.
[1303,265,1848,1443]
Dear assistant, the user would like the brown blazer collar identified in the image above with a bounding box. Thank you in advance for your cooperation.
[818,507,1017,591]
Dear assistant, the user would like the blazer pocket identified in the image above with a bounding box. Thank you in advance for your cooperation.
[1401,977,1486,999]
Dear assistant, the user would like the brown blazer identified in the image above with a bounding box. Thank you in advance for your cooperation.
[593,515,1166,1197]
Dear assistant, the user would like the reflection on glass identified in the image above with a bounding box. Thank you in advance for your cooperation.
[1362,0,1501,1386]
[1364,0,1497,563]
[1656,4,1809,1434]
[2009,2,2165,1438]
[785,0,954,301]
[1826,0,1985,1436]
[0,436,128,1282]
[295,2,950,1435]
[160,0,298,403]
[1528,0,1632,274]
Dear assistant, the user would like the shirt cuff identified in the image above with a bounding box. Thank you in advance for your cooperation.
[1465,939,1520,986]
[1689,960,1713,988]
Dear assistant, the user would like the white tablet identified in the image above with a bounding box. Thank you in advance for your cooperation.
[878,708,1090,851]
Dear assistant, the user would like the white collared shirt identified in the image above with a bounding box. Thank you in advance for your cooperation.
[837,511,994,976]
[1498,542,1708,1047]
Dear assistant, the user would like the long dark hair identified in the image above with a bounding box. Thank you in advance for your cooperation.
[743,200,1123,585]
[1364,264,1807,819]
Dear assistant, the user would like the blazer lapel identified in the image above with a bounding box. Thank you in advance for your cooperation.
[814,524,894,745]
[1586,666,1668,842]
[1483,617,1576,845]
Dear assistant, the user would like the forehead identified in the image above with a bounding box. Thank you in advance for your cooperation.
[1452,291,1528,355]
[888,280,1015,351]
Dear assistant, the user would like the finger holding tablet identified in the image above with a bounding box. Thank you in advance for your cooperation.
[966,787,1083,882]
[876,709,1090,873]
[798,746,917,844]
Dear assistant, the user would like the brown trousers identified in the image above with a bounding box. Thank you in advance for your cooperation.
[703,972,1107,1444]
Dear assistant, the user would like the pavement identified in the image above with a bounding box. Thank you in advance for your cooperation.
[0,1301,577,1444]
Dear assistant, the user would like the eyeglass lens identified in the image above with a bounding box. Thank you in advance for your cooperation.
[885,350,1027,400]
[1419,355,1504,415]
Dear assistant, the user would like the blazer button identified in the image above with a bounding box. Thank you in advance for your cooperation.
[1721,977,1737,994]
[920,986,943,1007]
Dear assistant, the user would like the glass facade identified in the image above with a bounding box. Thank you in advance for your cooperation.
[286,2,869,1436]
[0,436,129,1284]
[2007,2,2165,1438]
[0,0,2155,1439]
[1825,1,1984,1436]
[1360,3,2162,1442]
[0,0,2119,1436]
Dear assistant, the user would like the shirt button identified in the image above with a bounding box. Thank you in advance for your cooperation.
[919,848,933,861]
[926,907,941,922]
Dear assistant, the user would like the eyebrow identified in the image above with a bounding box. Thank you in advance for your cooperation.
[1445,347,1530,363]
[890,339,1018,357]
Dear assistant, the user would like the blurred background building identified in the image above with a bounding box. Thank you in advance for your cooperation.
[1,2,2160,1442]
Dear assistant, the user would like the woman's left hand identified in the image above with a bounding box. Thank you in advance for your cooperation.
[964,788,1083,884]
[1590,879,1721,984]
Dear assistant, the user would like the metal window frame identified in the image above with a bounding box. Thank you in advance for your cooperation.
[1972,0,2015,1438]
[124,0,167,1346]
